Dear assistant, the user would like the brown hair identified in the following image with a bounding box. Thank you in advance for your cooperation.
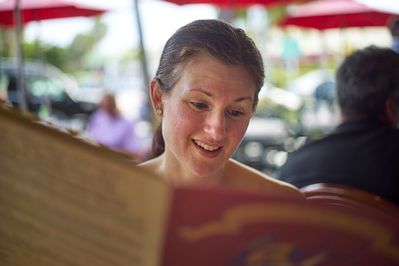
[336,46,399,118]
[151,19,265,157]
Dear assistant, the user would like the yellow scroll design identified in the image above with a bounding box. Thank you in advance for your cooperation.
[178,202,399,262]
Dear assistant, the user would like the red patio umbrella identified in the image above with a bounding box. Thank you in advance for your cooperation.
[279,0,398,29]
[0,0,107,26]
[164,0,311,8]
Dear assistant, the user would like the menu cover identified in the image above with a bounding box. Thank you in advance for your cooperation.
[163,186,399,266]
[1,106,399,266]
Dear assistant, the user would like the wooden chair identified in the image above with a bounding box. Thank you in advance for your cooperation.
[300,183,399,217]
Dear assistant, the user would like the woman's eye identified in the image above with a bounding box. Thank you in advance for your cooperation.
[227,109,245,117]
[190,101,208,110]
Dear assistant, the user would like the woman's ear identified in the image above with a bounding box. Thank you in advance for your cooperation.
[150,79,163,114]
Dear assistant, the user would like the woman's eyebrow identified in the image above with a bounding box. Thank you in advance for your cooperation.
[190,88,212,97]
[190,88,253,103]
[234,96,253,103]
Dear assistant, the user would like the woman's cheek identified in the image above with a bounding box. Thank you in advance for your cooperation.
[232,120,251,143]
[168,105,197,133]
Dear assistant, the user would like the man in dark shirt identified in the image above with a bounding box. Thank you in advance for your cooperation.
[277,46,399,205]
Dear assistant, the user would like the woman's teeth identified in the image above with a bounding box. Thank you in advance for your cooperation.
[194,140,220,151]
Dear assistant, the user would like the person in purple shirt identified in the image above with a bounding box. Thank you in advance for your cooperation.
[86,93,142,161]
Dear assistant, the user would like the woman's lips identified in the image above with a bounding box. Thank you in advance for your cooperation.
[193,139,221,151]
[193,139,223,158]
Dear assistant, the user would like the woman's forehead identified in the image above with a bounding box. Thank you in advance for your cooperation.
[175,55,256,94]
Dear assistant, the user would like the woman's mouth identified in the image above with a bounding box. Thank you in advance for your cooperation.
[193,139,222,152]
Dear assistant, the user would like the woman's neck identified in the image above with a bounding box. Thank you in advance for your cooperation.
[157,153,226,186]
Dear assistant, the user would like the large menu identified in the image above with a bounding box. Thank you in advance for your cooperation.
[1,106,399,266]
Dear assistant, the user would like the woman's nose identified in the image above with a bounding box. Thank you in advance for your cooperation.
[203,112,227,141]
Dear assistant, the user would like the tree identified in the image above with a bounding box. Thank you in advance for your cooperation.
[1,18,107,74]
[66,19,107,72]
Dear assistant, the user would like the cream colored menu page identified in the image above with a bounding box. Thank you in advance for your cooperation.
[0,108,170,266]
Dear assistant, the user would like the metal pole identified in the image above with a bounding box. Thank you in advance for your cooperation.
[14,0,27,113]
[132,0,151,121]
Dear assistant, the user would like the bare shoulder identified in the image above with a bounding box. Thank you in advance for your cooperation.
[225,159,305,200]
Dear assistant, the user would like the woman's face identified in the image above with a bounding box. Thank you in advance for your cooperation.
[159,55,257,180]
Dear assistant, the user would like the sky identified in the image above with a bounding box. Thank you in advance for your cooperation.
[25,0,218,56]
[356,0,399,14]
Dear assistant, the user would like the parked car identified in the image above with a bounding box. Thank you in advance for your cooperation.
[0,59,97,131]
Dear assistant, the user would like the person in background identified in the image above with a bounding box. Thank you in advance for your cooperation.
[138,19,303,200]
[277,46,399,205]
[86,93,144,162]
[389,17,399,53]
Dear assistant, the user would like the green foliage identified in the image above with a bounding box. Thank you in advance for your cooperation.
[268,57,339,89]
[267,6,287,25]
[1,18,107,75]
[65,19,107,72]
[23,41,69,71]
[0,28,14,58]
[121,49,140,63]
[42,46,69,72]
[256,97,299,124]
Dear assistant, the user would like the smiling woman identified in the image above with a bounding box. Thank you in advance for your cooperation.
[138,19,304,200]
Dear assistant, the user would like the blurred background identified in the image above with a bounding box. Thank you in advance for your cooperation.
[1,0,398,176]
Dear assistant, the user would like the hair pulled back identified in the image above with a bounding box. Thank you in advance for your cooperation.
[152,19,264,157]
